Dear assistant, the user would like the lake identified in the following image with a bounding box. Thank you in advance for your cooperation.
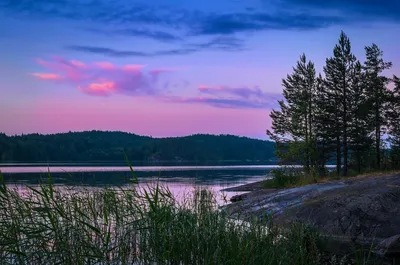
[0,164,279,204]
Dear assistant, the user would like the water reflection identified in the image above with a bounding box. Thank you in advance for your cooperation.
[1,165,275,205]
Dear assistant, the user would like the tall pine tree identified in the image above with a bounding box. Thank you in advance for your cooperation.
[363,44,392,170]
[320,31,357,176]
[348,61,372,173]
[314,74,336,176]
[267,54,318,173]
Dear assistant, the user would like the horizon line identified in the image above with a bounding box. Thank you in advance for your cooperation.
[1,130,271,141]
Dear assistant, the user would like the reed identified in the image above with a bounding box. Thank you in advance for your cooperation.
[0,168,359,265]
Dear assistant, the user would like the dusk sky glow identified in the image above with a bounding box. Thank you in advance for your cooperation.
[1,0,399,139]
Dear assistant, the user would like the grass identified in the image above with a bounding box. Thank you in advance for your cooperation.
[262,168,318,189]
[262,167,400,189]
[0,169,327,265]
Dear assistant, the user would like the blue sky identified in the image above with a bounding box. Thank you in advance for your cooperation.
[0,0,399,139]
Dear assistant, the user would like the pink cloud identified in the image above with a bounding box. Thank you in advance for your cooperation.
[29,57,279,109]
[30,73,63,80]
[70,60,86,68]
[94,62,116,70]
[31,57,174,97]
[78,81,116,97]
[123,64,145,71]
[199,85,222,90]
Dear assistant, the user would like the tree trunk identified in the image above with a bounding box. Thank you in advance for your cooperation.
[343,78,348,177]
[375,88,381,170]
[376,122,380,170]
[336,134,341,177]
[309,97,313,171]
[335,104,341,176]
[305,118,310,174]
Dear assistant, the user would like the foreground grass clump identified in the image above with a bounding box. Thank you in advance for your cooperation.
[262,168,318,189]
[0,173,323,265]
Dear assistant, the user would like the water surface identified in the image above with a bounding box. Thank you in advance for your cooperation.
[0,164,276,204]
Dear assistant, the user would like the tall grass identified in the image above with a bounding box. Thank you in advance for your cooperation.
[0,169,324,265]
[262,168,318,189]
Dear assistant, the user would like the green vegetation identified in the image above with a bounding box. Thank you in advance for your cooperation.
[0,131,275,163]
[262,168,315,189]
[268,31,400,180]
[263,167,400,189]
[0,170,330,265]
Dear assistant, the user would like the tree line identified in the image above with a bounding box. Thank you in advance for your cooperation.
[268,31,400,177]
[0,131,276,163]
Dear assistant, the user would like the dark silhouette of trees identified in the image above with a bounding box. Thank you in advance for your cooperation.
[269,31,399,175]
[363,44,393,170]
[0,131,276,163]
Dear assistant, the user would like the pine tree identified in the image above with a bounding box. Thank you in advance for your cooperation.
[314,74,336,176]
[267,54,318,173]
[321,31,357,176]
[348,61,372,173]
[363,44,392,170]
[388,75,400,168]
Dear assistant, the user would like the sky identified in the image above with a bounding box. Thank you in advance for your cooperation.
[0,0,399,139]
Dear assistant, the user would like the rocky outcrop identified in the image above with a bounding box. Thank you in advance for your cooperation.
[224,173,400,260]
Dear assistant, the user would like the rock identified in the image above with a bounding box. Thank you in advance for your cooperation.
[373,234,400,258]
[224,173,400,246]
[230,194,247,202]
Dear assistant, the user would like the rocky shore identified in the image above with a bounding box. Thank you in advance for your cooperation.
[223,173,400,263]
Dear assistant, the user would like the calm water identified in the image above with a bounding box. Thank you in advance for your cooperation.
[0,164,278,204]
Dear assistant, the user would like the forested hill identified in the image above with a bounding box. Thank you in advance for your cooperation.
[0,131,276,163]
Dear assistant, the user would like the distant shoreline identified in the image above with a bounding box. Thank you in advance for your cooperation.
[0,164,281,174]
[0,160,279,167]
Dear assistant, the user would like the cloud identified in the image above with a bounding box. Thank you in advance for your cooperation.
[30,57,175,97]
[199,85,278,99]
[83,28,182,42]
[65,36,245,57]
[65,46,150,57]
[166,85,282,109]
[170,97,269,109]
[2,0,385,41]
[191,12,345,35]
[29,57,279,109]
[280,0,400,22]
[187,36,246,51]
[30,73,63,80]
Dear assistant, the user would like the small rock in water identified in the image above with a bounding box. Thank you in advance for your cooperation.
[230,194,246,202]
[373,234,400,258]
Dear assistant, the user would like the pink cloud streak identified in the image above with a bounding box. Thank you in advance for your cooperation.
[29,57,280,109]
[31,57,175,97]
[30,73,63,80]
